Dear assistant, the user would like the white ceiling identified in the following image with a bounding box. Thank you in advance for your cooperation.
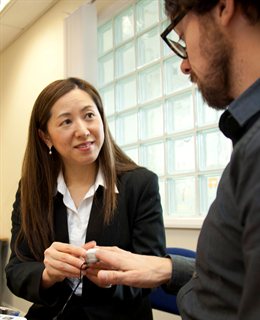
[0,0,59,53]
[0,0,121,54]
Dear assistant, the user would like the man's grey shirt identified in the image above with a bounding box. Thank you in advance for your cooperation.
[167,78,260,320]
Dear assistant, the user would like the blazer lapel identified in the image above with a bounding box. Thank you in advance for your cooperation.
[85,186,105,243]
[53,192,70,243]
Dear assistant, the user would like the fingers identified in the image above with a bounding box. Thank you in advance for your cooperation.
[51,241,87,260]
[97,246,127,254]
[94,247,131,270]
[43,242,87,283]
[82,240,97,251]
[95,269,150,288]
[83,265,112,288]
[96,270,126,286]
[44,242,85,268]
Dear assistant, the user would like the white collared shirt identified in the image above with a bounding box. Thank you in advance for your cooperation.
[57,168,106,295]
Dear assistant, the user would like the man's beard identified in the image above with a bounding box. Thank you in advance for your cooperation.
[191,20,234,110]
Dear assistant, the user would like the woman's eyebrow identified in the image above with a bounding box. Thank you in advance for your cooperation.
[56,105,95,119]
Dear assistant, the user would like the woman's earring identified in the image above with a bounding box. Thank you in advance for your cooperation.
[49,146,52,155]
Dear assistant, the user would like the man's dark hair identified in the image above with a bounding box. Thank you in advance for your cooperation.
[165,0,260,24]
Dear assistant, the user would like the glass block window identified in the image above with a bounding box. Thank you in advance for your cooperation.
[97,0,232,227]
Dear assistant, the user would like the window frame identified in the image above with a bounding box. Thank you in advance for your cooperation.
[97,0,231,228]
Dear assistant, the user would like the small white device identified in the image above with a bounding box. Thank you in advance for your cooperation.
[85,248,99,265]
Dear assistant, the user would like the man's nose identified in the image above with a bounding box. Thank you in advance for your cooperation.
[180,58,191,75]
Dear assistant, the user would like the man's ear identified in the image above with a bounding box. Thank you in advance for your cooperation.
[38,129,52,148]
[217,0,235,26]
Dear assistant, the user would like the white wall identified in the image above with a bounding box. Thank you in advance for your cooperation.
[0,0,86,313]
[0,0,200,317]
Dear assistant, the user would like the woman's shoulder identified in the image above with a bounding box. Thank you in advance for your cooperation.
[118,166,158,184]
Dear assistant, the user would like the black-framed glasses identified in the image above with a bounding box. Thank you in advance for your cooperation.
[161,11,188,59]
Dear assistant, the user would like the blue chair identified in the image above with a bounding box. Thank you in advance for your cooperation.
[149,247,196,315]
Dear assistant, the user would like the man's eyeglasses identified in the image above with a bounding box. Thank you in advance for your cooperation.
[161,11,188,59]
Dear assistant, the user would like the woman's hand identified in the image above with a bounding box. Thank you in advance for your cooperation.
[41,241,96,288]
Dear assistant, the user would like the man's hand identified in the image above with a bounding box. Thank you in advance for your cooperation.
[85,246,172,288]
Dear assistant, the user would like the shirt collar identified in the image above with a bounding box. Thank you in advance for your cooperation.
[228,78,260,126]
[56,172,64,195]
[219,78,260,144]
[57,167,118,196]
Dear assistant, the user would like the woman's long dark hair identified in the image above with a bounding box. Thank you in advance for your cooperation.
[16,77,139,261]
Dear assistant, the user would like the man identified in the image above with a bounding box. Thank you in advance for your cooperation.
[86,0,260,319]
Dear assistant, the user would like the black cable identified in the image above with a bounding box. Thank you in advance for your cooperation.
[53,262,87,320]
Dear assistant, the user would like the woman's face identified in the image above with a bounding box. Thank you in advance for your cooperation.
[41,88,104,169]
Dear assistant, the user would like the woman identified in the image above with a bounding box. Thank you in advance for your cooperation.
[5,78,166,320]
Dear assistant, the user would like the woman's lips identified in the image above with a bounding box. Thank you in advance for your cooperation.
[75,142,93,150]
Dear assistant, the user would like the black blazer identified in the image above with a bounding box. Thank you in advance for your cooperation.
[6,167,166,320]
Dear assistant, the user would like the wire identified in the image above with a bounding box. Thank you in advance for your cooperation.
[53,262,87,320]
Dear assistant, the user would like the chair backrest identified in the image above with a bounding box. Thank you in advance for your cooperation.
[149,247,196,315]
